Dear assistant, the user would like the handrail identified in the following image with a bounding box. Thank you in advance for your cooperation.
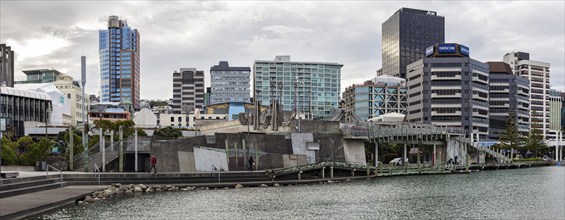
[94,163,101,185]
[46,164,63,188]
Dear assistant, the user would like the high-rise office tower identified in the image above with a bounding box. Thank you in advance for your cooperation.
[549,89,562,132]
[99,15,140,108]
[486,62,530,139]
[503,52,551,139]
[406,43,489,139]
[253,55,343,119]
[382,8,445,79]
[0,44,14,87]
[172,68,204,114]
[210,61,251,105]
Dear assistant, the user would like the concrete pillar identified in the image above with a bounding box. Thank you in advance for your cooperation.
[242,139,247,170]
[374,141,379,167]
[100,128,105,172]
[556,132,560,161]
[351,169,355,177]
[330,166,334,178]
[110,130,114,151]
[298,171,302,180]
[119,126,123,172]
[235,142,238,165]
[433,144,437,167]
[134,128,138,172]
[225,139,229,164]
[69,127,74,170]
[321,167,325,179]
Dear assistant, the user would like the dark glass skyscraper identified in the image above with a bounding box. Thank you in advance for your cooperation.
[382,8,445,79]
[99,15,140,108]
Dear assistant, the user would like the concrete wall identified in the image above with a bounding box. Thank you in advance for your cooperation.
[445,137,467,165]
[314,133,346,162]
[282,154,308,167]
[193,147,228,171]
[290,120,341,133]
[342,139,367,165]
[291,133,316,164]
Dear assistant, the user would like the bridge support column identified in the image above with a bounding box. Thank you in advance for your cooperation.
[330,166,334,178]
[351,169,355,177]
[404,143,407,175]
[298,171,302,180]
[374,142,379,167]
[433,144,437,167]
[321,167,325,179]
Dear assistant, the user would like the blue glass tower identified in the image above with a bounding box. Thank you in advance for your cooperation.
[99,15,140,108]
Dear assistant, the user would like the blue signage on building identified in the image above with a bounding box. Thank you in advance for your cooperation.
[425,46,434,57]
[438,44,457,53]
[460,45,470,56]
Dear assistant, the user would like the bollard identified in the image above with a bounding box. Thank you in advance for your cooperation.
[352,169,356,177]
[330,166,334,178]
[322,167,325,179]
[298,171,303,180]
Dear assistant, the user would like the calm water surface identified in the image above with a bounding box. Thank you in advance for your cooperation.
[40,167,564,219]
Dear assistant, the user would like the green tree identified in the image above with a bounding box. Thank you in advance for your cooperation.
[498,112,524,150]
[19,138,53,166]
[57,127,84,157]
[153,126,183,139]
[1,137,18,165]
[524,111,547,157]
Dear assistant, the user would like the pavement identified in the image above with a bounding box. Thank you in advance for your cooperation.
[0,185,108,220]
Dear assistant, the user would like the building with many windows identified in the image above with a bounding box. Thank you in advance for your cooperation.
[17,69,89,126]
[487,62,530,139]
[406,43,490,139]
[253,55,343,119]
[381,8,445,79]
[0,44,14,87]
[549,89,562,131]
[343,75,407,121]
[0,85,52,136]
[172,68,204,114]
[99,15,141,108]
[503,52,551,139]
[210,61,250,105]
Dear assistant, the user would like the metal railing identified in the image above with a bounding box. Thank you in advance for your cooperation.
[93,163,101,185]
[46,164,63,188]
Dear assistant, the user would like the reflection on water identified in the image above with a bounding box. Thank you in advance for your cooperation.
[39,167,564,219]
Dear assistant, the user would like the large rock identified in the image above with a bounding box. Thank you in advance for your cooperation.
[235,184,244,189]
[273,183,281,187]
[112,183,122,188]
[134,187,143,193]
[260,184,268,187]
[84,195,95,203]
[138,184,147,190]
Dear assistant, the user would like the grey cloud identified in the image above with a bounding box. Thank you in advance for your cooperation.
[1,1,564,100]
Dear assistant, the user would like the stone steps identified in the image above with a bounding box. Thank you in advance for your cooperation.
[0,178,59,192]
[0,182,68,198]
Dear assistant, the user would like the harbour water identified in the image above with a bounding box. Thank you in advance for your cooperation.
[39,167,564,219]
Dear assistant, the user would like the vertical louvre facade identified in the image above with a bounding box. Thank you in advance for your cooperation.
[0,44,14,87]
[382,8,444,79]
[99,15,140,108]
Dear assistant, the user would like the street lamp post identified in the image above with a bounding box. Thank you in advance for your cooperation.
[81,56,88,169]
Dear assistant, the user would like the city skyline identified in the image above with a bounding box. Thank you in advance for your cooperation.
[1,1,564,100]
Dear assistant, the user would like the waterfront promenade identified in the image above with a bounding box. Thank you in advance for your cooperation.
[0,161,553,219]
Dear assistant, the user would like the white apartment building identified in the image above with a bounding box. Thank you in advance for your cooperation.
[503,52,551,139]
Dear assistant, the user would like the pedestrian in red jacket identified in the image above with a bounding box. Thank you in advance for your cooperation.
[149,154,157,174]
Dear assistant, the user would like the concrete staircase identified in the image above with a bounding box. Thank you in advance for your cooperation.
[0,175,67,198]
[457,137,511,163]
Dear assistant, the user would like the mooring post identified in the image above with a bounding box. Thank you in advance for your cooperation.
[322,167,325,179]
[433,144,437,167]
[298,171,302,180]
[352,168,355,177]
[404,143,408,175]
[330,166,334,178]
[225,139,229,165]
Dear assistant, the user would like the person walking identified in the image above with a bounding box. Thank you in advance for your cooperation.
[149,154,157,174]
[248,156,255,171]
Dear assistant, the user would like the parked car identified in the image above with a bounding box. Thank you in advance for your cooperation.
[389,158,407,166]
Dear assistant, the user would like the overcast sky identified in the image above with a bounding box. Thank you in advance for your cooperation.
[1,1,564,100]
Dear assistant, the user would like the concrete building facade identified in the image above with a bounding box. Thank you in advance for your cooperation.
[0,86,52,136]
[343,75,407,121]
[487,62,530,139]
[382,8,445,78]
[406,43,490,139]
[210,61,251,105]
[503,52,551,139]
[17,69,89,126]
[99,15,141,108]
[549,89,562,131]
[172,68,205,114]
[0,44,14,87]
[253,55,343,119]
